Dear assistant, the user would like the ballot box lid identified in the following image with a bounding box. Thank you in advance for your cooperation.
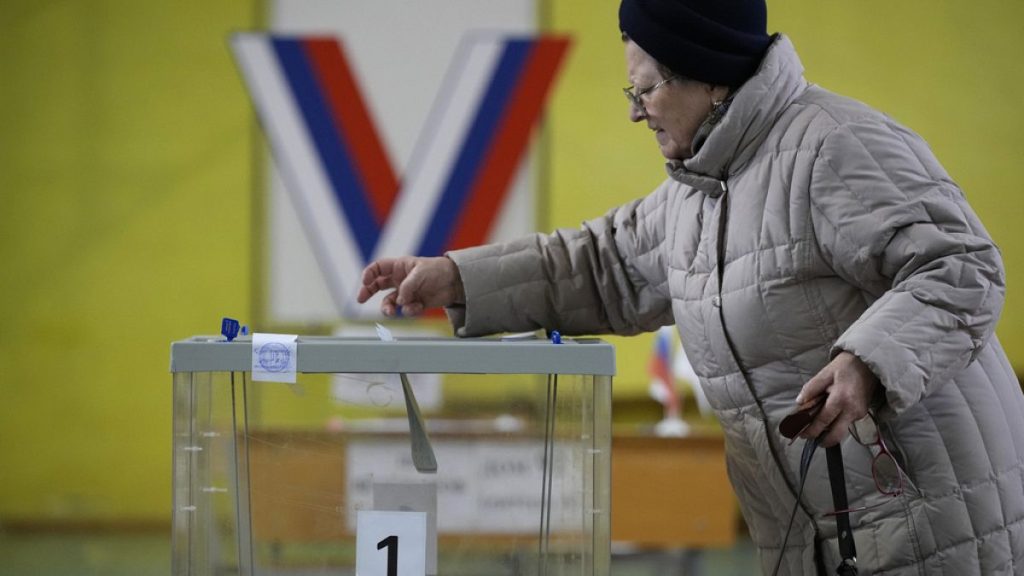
[170,335,615,375]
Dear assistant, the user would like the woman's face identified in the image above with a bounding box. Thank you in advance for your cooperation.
[624,40,717,161]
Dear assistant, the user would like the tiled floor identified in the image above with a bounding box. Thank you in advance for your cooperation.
[0,531,759,575]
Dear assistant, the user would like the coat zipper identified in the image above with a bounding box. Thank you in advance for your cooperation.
[712,180,823,557]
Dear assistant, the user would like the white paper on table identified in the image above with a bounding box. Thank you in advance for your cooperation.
[252,333,298,383]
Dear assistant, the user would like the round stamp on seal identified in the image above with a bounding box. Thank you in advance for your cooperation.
[257,342,291,373]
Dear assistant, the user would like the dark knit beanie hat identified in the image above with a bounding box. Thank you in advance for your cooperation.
[619,0,772,87]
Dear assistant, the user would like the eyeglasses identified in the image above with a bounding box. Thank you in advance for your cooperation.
[823,413,905,517]
[623,75,679,112]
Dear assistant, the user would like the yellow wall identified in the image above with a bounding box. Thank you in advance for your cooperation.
[0,1,256,521]
[1,0,1022,523]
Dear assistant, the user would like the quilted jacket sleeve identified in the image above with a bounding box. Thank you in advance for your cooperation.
[809,120,1005,413]
[445,182,676,338]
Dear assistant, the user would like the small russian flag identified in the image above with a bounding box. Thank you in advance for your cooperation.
[648,326,680,419]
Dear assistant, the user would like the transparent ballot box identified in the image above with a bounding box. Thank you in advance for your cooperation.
[170,335,614,576]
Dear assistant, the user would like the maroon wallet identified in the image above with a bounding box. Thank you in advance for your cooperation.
[778,394,827,440]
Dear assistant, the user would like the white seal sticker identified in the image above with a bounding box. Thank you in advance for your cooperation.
[252,333,298,383]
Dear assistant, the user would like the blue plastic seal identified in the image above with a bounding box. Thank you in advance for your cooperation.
[549,330,562,344]
[221,317,241,342]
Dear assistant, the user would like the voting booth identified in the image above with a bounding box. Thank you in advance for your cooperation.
[170,334,614,576]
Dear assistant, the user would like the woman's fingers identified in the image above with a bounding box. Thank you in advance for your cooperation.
[797,352,879,446]
[358,256,460,315]
[359,260,394,302]
[380,289,400,317]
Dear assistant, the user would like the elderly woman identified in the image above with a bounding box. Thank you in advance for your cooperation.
[358,0,1024,573]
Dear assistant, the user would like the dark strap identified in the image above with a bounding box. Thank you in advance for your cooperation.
[826,445,858,574]
[771,438,820,576]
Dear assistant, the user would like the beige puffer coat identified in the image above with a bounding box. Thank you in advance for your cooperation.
[447,35,1024,574]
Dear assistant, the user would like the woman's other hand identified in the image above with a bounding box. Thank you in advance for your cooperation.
[795,352,880,447]
[357,256,465,317]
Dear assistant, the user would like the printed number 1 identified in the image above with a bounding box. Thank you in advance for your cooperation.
[377,535,398,576]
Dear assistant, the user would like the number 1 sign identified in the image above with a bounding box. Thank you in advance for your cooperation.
[356,510,428,576]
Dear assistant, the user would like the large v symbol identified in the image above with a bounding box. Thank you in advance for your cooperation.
[233,33,570,316]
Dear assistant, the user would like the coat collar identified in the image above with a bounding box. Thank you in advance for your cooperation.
[666,34,809,197]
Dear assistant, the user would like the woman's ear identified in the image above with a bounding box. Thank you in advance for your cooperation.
[707,83,730,101]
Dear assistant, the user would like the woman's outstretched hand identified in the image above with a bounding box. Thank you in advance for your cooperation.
[357,256,464,317]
